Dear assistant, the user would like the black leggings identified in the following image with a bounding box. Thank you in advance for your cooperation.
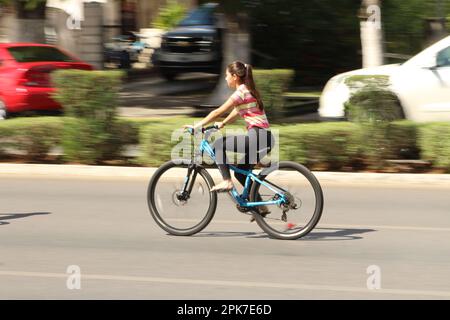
[212,127,275,187]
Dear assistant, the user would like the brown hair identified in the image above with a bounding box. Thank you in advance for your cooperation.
[227,61,264,111]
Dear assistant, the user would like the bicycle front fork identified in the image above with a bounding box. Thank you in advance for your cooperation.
[178,163,198,201]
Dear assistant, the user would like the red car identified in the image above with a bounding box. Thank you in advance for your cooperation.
[0,43,93,119]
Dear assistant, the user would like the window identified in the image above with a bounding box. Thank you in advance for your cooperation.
[7,46,75,63]
[437,46,450,67]
[178,6,216,26]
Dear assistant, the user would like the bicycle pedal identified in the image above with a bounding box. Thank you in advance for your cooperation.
[236,204,250,213]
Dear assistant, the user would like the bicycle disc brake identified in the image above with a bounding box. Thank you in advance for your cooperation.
[172,190,188,206]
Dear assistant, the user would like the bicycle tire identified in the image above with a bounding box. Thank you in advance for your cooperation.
[249,161,324,240]
[147,160,217,236]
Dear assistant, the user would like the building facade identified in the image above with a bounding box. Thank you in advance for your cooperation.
[0,0,198,68]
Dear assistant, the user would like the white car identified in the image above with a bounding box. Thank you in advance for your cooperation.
[319,35,450,122]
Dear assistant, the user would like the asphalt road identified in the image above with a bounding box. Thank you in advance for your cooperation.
[0,176,449,299]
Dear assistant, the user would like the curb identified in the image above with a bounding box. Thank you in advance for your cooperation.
[0,164,449,188]
[126,67,159,81]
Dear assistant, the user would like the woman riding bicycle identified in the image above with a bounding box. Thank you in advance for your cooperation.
[149,61,323,238]
[184,61,275,218]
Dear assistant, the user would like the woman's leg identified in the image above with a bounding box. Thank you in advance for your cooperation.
[212,129,275,194]
[240,128,276,221]
[236,128,274,202]
[211,134,248,191]
[212,136,232,181]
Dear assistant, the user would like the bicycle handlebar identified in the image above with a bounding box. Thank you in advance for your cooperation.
[186,125,219,135]
[203,125,219,132]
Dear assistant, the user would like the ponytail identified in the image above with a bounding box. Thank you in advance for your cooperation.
[227,61,264,111]
[244,64,264,111]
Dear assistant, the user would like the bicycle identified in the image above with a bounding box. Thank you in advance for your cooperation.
[147,125,324,240]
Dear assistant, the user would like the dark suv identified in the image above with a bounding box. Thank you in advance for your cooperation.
[152,3,223,80]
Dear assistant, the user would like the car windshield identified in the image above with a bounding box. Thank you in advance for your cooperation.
[178,6,215,26]
[7,46,75,63]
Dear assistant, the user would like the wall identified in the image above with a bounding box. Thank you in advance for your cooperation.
[80,2,103,69]
[0,5,45,43]
[45,2,104,69]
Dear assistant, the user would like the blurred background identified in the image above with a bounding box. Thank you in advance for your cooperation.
[0,0,450,112]
[0,0,449,172]
[2,2,450,302]
[1,1,449,80]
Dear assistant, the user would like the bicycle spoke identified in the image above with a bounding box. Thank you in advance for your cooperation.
[148,161,217,235]
[250,161,323,240]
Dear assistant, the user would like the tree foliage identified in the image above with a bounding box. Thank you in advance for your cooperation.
[383,0,450,56]
[152,0,187,30]
[0,0,46,10]
[246,0,361,86]
[201,0,450,86]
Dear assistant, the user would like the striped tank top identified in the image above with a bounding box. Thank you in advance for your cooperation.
[230,84,270,130]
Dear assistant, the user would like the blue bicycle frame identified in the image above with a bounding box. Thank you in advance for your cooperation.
[190,128,287,209]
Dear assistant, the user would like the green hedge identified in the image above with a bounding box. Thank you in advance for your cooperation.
[254,69,294,121]
[137,120,422,170]
[344,75,407,169]
[1,115,449,172]
[387,121,420,160]
[138,122,178,166]
[344,75,404,123]
[137,119,444,171]
[277,122,361,170]
[0,117,63,161]
[419,122,450,172]
[51,70,127,164]
[61,117,137,164]
[52,70,124,119]
[0,116,138,163]
[136,117,244,166]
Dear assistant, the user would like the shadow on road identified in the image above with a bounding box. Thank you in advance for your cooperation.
[0,212,51,226]
[194,231,260,238]
[302,227,376,241]
[192,227,376,241]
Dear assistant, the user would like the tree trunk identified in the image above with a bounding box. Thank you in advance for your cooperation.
[201,10,251,107]
[359,0,384,68]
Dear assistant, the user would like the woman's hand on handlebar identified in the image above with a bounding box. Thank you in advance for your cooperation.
[182,124,196,134]
[182,124,194,130]
[214,122,225,129]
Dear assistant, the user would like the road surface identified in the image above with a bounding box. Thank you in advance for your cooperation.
[0,176,449,299]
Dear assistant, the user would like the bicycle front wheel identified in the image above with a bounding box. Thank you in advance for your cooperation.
[147,160,217,236]
[249,161,324,240]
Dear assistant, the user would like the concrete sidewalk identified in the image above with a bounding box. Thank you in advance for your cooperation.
[1,163,449,188]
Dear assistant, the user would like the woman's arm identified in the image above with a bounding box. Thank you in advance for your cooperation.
[221,108,240,126]
[192,97,235,129]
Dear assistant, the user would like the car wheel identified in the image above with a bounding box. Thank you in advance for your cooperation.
[345,93,405,121]
[161,71,177,81]
[0,99,8,120]
[394,98,406,119]
[119,51,131,69]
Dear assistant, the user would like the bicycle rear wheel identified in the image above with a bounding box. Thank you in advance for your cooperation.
[147,160,217,236]
[249,161,324,240]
